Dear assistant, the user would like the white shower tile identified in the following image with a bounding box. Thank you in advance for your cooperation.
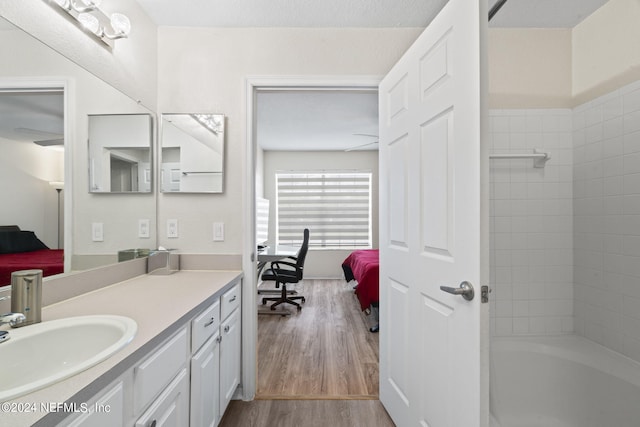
[543,114,572,133]
[624,110,640,134]
[622,295,640,320]
[545,317,563,334]
[623,173,640,194]
[573,111,586,131]
[603,117,624,139]
[529,317,547,333]
[561,317,574,333]
[585,123,604,144]
[624,88,640,114]
[584,105,603,127]
[513,300,529,317]
[512,318,529,334]
[623,130,640,154]
[509,116,527,133]
[624,152,640,175]
[603,176,623,196]
[603,97,624,120]
[492,116,510,133]
[603,157,623,177]
[495,318,513,335]
[623,235,640,257]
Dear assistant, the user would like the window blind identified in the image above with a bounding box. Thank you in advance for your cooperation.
[276,172,371,249]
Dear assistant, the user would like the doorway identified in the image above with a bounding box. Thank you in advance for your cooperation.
[242,76,382,401]
[0,83,68,258]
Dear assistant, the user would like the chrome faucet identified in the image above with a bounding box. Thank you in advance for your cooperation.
[0,309,27,328]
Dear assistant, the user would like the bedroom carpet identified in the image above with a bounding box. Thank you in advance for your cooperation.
[256,279,379,399]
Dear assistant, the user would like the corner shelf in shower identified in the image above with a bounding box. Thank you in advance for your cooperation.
[489,149,550,168]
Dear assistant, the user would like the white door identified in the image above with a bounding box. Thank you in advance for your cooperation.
[379,0,488,426]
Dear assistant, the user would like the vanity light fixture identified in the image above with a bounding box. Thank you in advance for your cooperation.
[192,114,223,135]
[48,0,131,47]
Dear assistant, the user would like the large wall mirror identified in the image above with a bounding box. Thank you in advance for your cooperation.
[0,16,157,281]
[160,113,225,193]
[88,114,153,193]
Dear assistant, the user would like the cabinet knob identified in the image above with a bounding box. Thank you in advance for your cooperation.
[224,325,230,333]
[149,420,156,427]
[229,295,237,302]
[204,317,215,327]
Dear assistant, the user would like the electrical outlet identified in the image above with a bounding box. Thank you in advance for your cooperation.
[167,219,179,238]
[92,222,104,242]
[213,222,224,241]
[138,219,150,238]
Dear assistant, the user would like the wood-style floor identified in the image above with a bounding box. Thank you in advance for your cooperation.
[218,279,394,426]
[256,279,379,399]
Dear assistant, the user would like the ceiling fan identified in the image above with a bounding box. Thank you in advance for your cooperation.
[345,133,378,152]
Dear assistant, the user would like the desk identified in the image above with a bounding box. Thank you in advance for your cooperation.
[257,245,299,275]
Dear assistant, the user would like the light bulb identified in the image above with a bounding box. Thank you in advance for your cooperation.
[79,0,102,7]
[54,0,70,9]
[110,13,131,37]
[77,13,100,35]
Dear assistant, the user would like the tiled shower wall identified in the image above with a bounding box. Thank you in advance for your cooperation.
[573,81,640,362]
[489,109,574,336]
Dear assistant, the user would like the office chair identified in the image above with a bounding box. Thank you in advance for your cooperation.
[261,228,309,311]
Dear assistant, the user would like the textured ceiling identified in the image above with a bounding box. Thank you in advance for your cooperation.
[136,0,610,29]
[134,0,448,28]
[257,91,379,151]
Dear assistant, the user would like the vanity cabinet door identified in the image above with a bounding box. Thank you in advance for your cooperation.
[66,381,124,427]
[219,307,241,416]
[190,332,221,427]
[134,368,189,427]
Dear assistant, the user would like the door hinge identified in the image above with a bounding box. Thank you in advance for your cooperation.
[481,285,490,303]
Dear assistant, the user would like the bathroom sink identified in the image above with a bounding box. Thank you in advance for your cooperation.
[0,315,137,402]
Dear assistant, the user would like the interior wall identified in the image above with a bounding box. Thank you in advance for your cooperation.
[572,0,640,105]
[263,150,379,278]
[488,28,572,109]
[156,27,421,253]
[489,109,574,336]
[0,138,63,248]
[573,80,640,363]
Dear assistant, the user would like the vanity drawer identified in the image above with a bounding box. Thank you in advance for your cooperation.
[134,327,188,414]
[221,282,241,320]
[191,298,220,353]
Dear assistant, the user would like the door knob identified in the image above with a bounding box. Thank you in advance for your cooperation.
[440,281,474,301]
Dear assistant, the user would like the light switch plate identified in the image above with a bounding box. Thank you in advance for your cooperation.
[167,219,179,238]
[213,222,224,241]
[92,222,104,242]
[138,219,150,238]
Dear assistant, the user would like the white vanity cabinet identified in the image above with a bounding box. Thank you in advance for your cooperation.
[190,281,241,427]
[190,331,221,427]
[48,275,242,427]
[66,381,125,427]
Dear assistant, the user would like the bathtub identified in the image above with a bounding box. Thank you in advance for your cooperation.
[490,335,640,427]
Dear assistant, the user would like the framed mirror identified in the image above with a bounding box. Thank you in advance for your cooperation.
[160,113,225,193]
[88,114,153,193]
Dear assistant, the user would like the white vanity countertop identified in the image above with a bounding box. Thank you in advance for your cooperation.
[0,270,242,427]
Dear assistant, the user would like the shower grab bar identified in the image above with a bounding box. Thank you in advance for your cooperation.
[489,149,550,168]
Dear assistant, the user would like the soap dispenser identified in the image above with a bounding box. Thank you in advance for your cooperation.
[10,269,42,327]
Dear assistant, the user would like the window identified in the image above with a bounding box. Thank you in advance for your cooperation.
[276,172,372,249]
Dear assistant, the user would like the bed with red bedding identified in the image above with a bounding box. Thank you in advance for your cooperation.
[0,226,64,287]
[341,249,379,312]
[0,249,64,287]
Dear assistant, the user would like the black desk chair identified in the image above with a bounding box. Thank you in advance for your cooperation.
[261,229,309,311]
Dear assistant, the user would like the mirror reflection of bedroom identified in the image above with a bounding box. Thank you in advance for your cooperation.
[254,89,381,399]
[0,89,65,287]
